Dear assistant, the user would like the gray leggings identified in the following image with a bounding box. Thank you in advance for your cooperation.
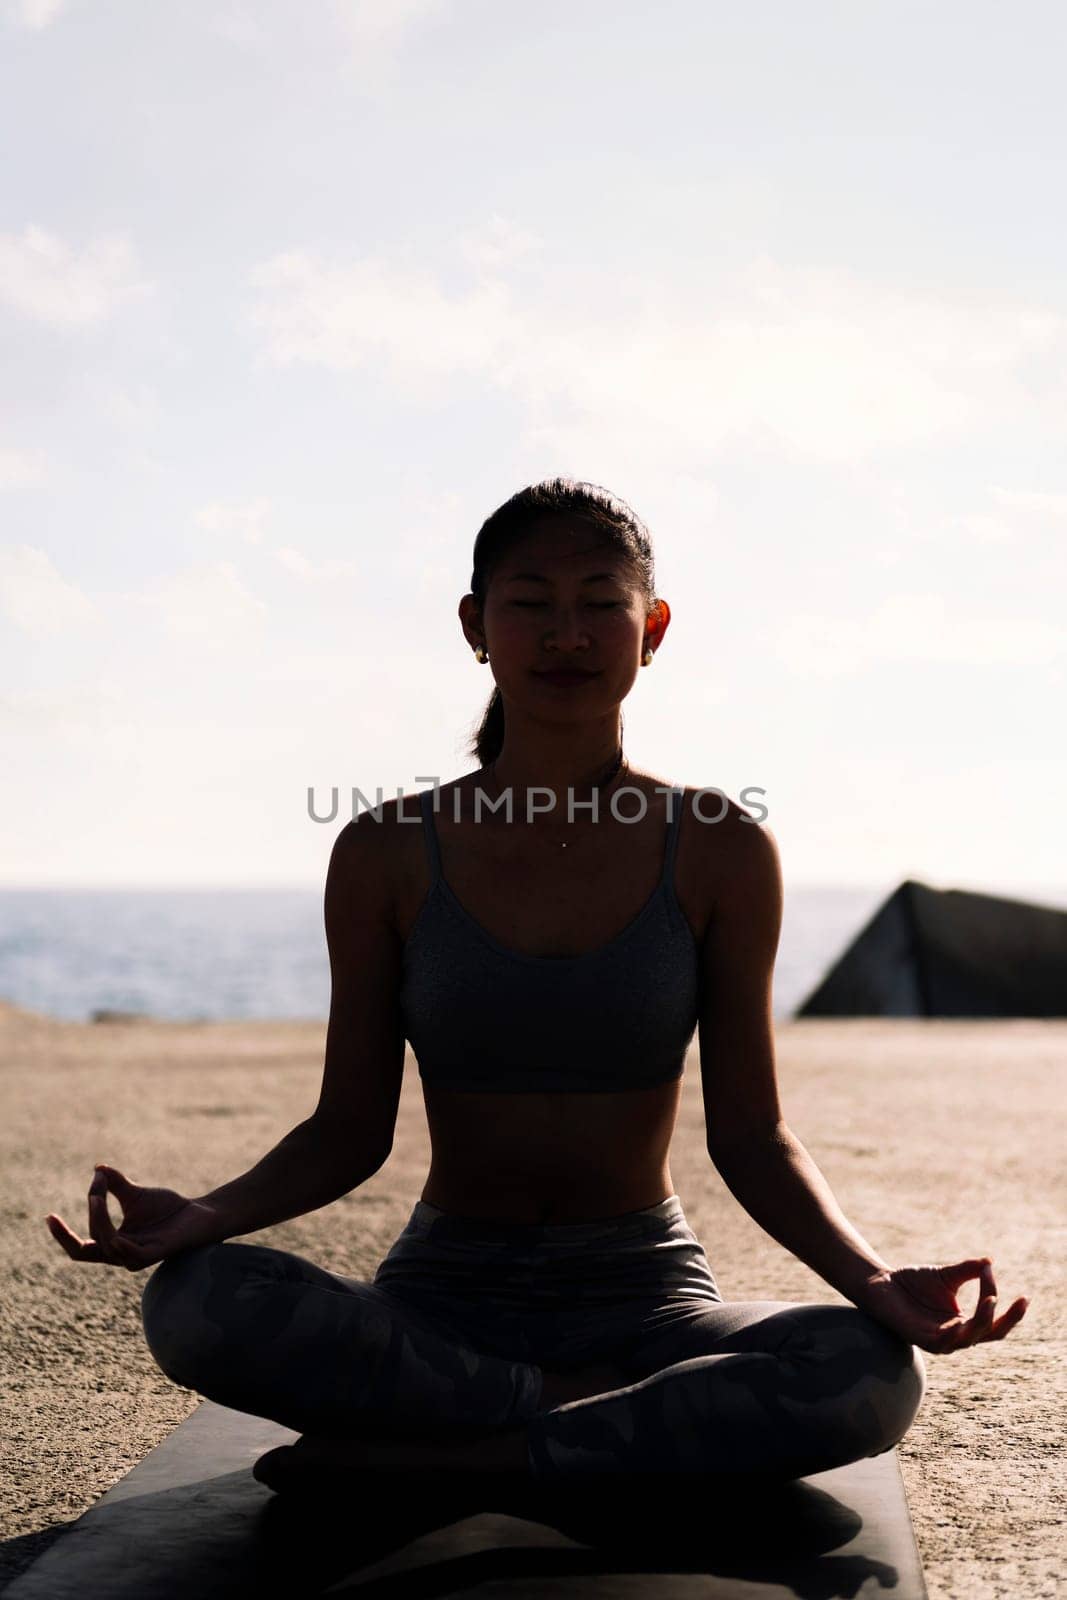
[140,1194,926,1484]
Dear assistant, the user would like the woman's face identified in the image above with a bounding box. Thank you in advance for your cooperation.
[465,521,667,719]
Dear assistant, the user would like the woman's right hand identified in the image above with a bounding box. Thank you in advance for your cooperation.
[45,1163,224,1271]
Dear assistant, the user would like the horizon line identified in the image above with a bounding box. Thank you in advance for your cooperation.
[2,878,1067,903]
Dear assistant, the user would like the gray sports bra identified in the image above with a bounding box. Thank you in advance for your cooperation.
[400,785,701,1093]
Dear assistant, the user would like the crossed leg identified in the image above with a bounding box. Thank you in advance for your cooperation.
[526,1298,927,1483]
[140,1240,546,1440]
[141,1242,926,1488]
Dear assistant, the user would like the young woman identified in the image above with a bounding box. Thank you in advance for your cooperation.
[46,479,1027,1509]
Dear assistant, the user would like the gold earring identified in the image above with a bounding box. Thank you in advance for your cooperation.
[642,647,654,666]
[474,644,488,663]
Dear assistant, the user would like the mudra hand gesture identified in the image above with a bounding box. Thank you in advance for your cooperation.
[46,1164,220,1271]
[860,1258,1029,1354]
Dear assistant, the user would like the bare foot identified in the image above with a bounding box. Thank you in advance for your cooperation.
[252,1363,631,1498]
[254,1421,530,1495]
[254,1435,378,1492]
[253,1434,552,1526]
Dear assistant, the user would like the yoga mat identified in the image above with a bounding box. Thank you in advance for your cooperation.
[6,1399,928,1598]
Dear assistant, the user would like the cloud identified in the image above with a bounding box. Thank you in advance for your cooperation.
[248,251,512,396]
[332,0,449,53]
[74,376,160,431]
[0,224,149,326]
[934,485,1067,554]
[329,0,453,99]
[0,678,123,734]
[275,546,363,580]
[247,244,1067,463]
[119,561,268,642]
[0,544,99,637]
[195,498,272,545]
[0,544,267,656]
[939,511,1013,546]
[988,486,1067,517]
[0,447,47,489]
[456,216,544,277]
[209,8,266,47]
[772,592,1067,677]
[5,0,67,28]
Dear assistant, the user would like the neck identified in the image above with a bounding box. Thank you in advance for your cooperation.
[485,743,627,820]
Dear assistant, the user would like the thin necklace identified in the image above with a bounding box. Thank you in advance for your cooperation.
[483,748,628,848]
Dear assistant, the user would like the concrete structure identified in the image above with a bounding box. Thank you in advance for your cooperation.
[795,880,1067,1017]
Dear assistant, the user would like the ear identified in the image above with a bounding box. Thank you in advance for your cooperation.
[646,597,671,646]
[458,592,484,649]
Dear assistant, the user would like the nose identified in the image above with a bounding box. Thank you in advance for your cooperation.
[543,606,591,651]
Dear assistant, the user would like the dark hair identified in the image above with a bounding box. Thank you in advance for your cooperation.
[466,477,656,766]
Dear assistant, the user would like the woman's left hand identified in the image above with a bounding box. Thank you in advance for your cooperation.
[855,1258,1029,1354]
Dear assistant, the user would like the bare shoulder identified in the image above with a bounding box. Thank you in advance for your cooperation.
[330,794,402,868]
[676,782,782,919]
[328,792,425,933]
[335,790,424,846]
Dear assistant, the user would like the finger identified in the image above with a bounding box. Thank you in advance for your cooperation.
[989,1297,1029,1340]
[957,1261,999,1344]
[939,1257,992,1293]
[948,1291,1026,1350]
[94,1163,138,1208]
[114,1238,152,1272]
[970,1293,998,1340]
[92,1237,127,1267]
[87,1176,126,1265]
[82,1177,149,1269]
[87,1169,113,1228]
[108,1232,148,1270]
[45,1214,106,1263]
[933,1315,970,1355]
[977,1258,997,1302]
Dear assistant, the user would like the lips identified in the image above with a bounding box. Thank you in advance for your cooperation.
[534,669,599,684]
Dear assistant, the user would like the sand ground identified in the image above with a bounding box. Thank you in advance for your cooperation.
[0,1004,1062,1597]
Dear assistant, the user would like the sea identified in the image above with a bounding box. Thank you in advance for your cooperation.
[1,883,1064,1025]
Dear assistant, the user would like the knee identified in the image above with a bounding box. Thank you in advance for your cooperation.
[784,1303,926,1460]
[140,1242,240,1389]
[832,1306,927,1456]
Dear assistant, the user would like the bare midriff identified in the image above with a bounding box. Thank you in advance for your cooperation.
[418,1076,685,1224]
[393,769,714,1226]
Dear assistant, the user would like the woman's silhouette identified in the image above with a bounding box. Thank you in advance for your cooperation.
[47,478,1027,1506]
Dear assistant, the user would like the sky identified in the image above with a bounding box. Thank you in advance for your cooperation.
[1,0,1065,899]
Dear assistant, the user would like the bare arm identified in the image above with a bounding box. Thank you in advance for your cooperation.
[47,806,406,1267]
[698,812,889,1304]
[188,1116,387,1241]
[711,1127,890,1304]
[696,810,1029,1352]
[195,805,407,1238]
